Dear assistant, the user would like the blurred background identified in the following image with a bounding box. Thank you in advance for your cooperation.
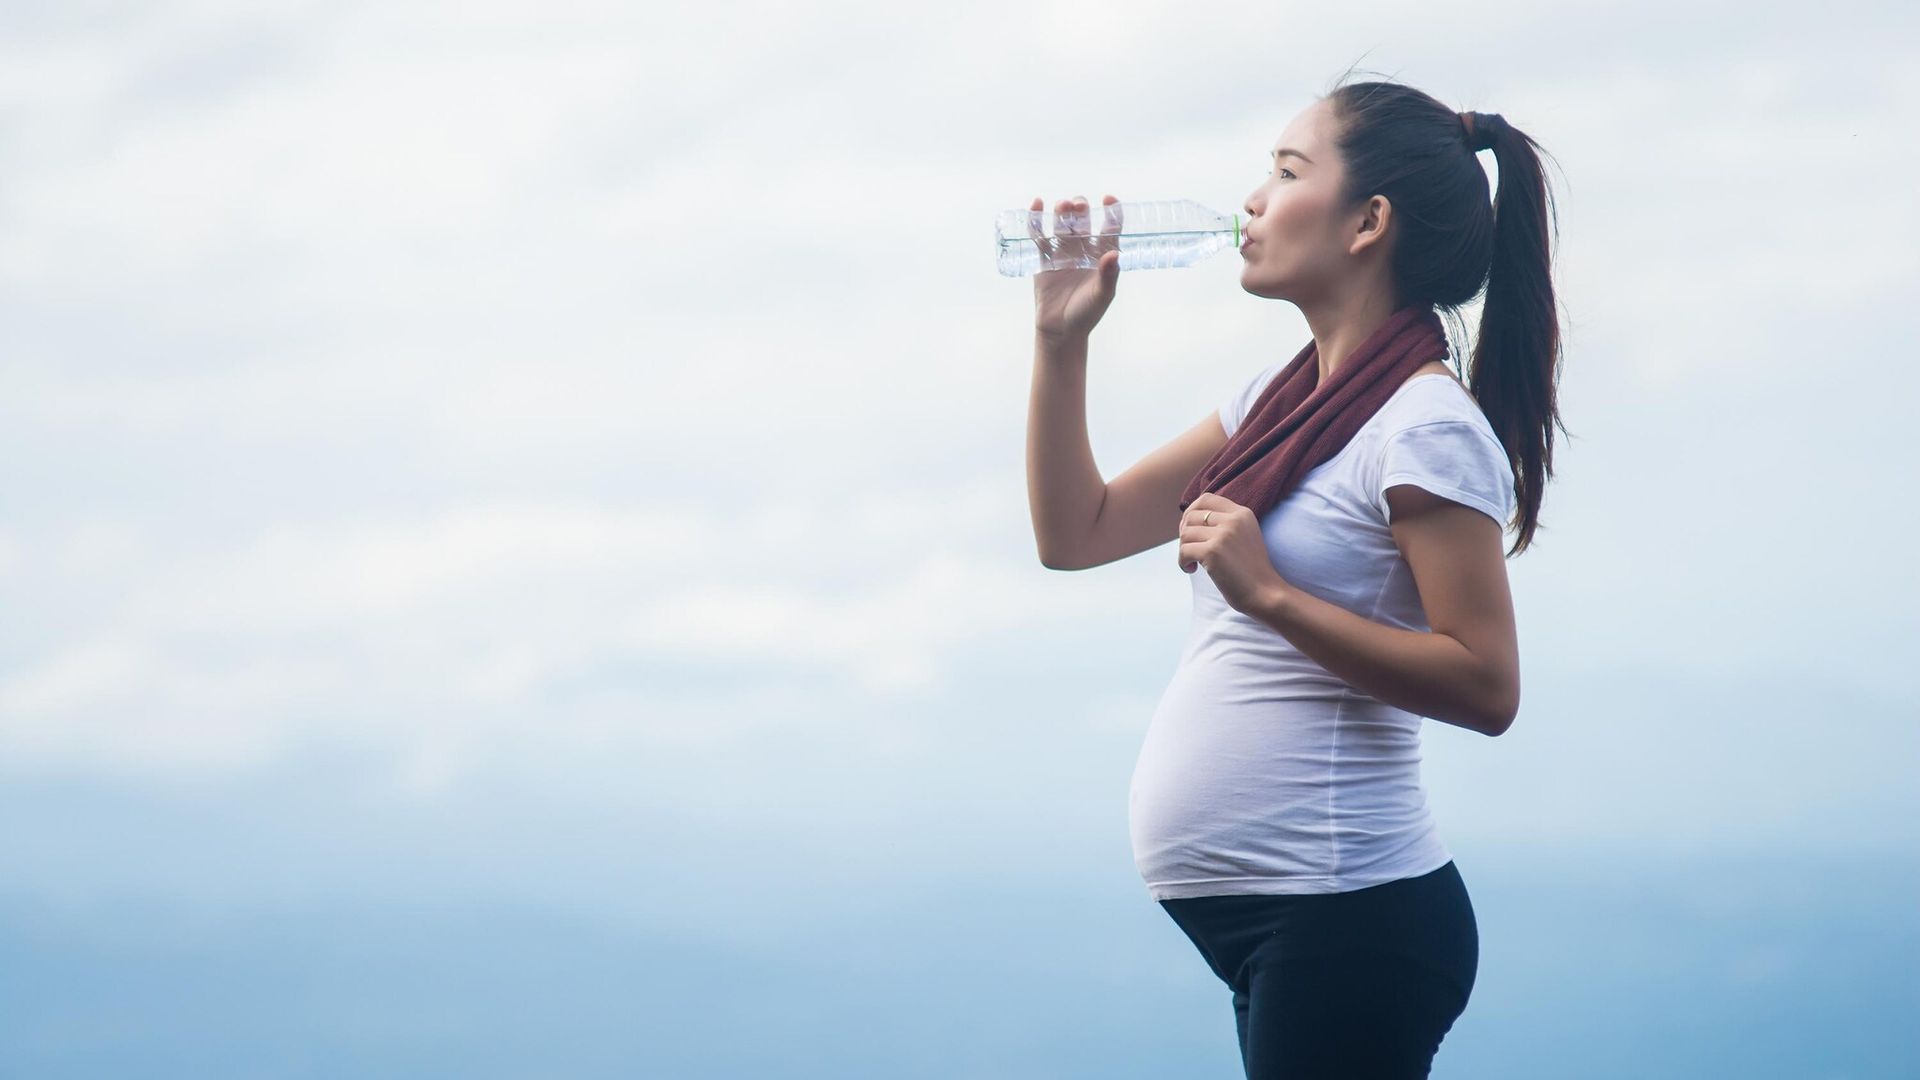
[2,0,1916,1076]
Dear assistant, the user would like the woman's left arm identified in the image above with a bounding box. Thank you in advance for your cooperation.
[1252,485,1519,736]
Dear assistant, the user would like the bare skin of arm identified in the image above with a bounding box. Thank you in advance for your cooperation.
[1248,488,1521,735]
[1027,331,1229,571]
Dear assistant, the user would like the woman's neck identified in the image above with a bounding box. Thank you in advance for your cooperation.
[1302,291,1407,385]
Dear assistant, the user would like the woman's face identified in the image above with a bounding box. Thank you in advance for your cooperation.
[1239,98,1361,305]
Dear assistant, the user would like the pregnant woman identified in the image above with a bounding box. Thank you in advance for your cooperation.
[1025,74,1564,1079]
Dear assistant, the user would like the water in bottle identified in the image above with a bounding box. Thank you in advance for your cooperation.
[994,199,1241,277]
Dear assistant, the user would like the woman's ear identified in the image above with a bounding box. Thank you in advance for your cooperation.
[1349,194,1392,256]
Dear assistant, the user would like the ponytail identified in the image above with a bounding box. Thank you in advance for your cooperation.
[1461,109,1566,557]
[1324,73,1571,556]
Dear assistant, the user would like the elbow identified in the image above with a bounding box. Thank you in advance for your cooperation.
[1473,660,1519,736]
[1034,537,1062,571]
[1036,547,1083,572]
[1036,530,1095,570]
[1485,691,1519,737]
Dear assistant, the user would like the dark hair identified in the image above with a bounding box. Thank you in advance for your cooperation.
[1320,68,1570,557]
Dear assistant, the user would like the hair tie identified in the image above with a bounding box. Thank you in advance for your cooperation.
[1459,110,1502,153]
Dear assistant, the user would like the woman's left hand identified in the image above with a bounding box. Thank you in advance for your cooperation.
[1178,492,1290,615]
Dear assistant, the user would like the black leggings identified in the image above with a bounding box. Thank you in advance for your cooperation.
[1158,859,1478,1080]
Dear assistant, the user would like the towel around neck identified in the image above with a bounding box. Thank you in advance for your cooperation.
[1179,305,1452,520]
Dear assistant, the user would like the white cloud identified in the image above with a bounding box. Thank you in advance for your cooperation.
[0,0,1913,870]
[0,481,1169,777]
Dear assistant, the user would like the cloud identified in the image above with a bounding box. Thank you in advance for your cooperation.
[0,481,1169,780]
[0,0,1912,874]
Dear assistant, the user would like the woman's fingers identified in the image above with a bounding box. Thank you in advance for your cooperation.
[1097,194,1122,272]
[1057,194,1090,236]
[1026,193,1112,248]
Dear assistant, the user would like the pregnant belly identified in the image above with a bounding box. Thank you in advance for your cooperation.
[1126,675,1432,889]
[1127,689,1340,884]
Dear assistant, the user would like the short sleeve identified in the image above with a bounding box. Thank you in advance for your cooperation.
[1372,420,1515,527]
[1219,360,1288,439]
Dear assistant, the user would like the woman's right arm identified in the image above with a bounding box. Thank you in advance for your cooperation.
[1027,329,1230,571]
[1023,193,1230,570]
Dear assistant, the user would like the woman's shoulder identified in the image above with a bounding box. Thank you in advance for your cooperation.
[1376,370,1495,438]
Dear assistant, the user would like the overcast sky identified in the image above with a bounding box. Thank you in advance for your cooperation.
[1,1,1916,1073]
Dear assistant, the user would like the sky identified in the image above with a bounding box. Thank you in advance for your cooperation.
[1,0,1917,1076]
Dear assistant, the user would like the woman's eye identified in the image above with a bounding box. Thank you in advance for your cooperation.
[1278,168,1296,180]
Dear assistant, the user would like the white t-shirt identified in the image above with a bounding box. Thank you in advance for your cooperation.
[1127,359,1516,900]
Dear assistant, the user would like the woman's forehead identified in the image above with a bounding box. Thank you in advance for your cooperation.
[1276,99,1334,151]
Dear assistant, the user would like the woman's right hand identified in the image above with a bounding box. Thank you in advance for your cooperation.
[1031,194,1122,342]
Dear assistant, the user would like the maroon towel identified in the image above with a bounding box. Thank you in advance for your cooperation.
[1179,305,1450,518]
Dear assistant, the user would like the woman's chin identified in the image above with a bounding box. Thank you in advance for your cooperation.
[1238,269,1282,299]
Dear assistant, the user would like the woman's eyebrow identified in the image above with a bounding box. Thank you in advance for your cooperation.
[1270,147,1314,165]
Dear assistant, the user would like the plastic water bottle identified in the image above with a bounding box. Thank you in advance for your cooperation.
[994,199,1241,277]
